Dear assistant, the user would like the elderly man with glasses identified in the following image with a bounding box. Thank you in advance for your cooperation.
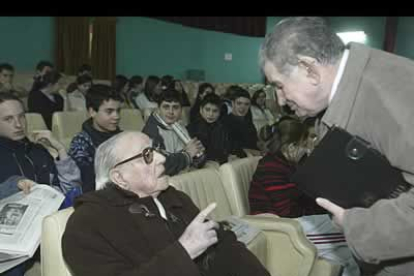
[62,131,270,276]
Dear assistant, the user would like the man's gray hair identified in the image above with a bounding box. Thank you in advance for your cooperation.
[94,131,135,190]
[259,17,345,75]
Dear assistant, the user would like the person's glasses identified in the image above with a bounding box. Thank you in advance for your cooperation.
[113,147,155,168]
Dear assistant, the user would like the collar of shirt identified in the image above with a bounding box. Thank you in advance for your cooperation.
[329,49,350,103]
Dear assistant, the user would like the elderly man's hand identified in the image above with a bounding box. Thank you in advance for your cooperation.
[316,198,345,230]
[179,203,219,259]
[17,179,36,194]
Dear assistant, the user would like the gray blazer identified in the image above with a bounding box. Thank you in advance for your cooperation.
[320,42,414,276]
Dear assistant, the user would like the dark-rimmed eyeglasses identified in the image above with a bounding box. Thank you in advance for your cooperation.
[113,147,156,168]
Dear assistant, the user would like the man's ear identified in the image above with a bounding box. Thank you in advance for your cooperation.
[297,55,320,85]
[109,169,129,190]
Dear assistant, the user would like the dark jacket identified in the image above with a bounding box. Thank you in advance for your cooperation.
[28,89,64,130]
[62,184,270,276]
[142,114,195,176]
[187,118,231,164]
[68,118,121,193]
[0,136,80,199]
[222,113,258,157]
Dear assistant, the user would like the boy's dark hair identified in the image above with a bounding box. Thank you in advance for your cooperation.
[161,75,174,88]
[38,70,62,90]
[0,92,22,105]
[76,75,92,85]
[199,93,222,109]
[36,60,54,71]
[231,86,251,101]
[0,63,14,73]
[78,64,92,74]
[156,88,182,106]
[113,75,129,93]
[144,75,160,101]
[86,84,122,112]
[129,75,143,87]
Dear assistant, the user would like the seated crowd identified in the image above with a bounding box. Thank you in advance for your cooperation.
[0,59,359,276]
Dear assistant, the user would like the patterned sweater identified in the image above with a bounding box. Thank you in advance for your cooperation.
[248,152,325,217]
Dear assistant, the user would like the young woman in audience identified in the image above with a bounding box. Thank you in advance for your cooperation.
[113,75,132,108]
[134,75,161,110]
[187,93,231,164]
[172,79,191,107]
[249,116,322,217]
[250,89,275,127]
[126,75,144,109]
[28,70,64,130]
[66,75,92,111]
[249,116,361,276]
[189,82,215,124]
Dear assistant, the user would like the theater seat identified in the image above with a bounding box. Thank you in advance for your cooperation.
[219,157,262,216]
[52,111,88,150]
[42,208,74,276]
[119,109,144,131]
[25,112,48,133]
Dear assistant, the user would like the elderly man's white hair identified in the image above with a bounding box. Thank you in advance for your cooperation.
[94,131,148,190]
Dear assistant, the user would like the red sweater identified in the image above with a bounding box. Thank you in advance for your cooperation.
[248,152,325,218]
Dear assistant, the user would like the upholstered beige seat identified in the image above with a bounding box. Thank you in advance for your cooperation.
[219,156,262,216]
[218,157,342,276]
[119,108,145,131]
[42,208,74,276]
[25,113,48,133]
[51,111,88,150]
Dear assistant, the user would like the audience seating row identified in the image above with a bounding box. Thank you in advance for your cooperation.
[25,108,191,150]
[41,157,341,276]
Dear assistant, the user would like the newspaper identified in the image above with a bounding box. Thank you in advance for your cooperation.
[220,216,261,245]
[0,184,64,273]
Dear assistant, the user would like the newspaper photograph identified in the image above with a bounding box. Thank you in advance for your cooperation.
[0,184,64,273]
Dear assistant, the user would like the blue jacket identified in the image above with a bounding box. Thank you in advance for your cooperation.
[0,136,81,200]
[68,118,121,193]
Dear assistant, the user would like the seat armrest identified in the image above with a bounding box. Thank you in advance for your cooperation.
[241,214,342,276]
[241,214,317,276]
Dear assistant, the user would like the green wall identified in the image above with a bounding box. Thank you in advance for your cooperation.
[116,17,264,83]
[0,16,54,72]
[0,16,402,82]
[395,17,414,59]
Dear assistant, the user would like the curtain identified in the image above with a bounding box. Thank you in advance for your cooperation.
[149,17,267,37]
[90,17,116,81]
[55,17,90,75]
[383,17,399,53]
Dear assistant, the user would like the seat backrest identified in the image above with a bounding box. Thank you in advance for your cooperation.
[119,109,144,131]
[219,157,261,216]
[41,207,75,276]
[25,112,48,132]
[169,168,233,221]
[52,111,88,150]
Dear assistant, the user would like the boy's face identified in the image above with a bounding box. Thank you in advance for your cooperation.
[0,100,26,141]
[0,69,14,85]
[158,101,182,125]
[232,97,251,117]
[89,99,121,132]
[200,103,220,124]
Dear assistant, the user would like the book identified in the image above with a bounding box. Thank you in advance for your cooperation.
[291,126,411,208]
